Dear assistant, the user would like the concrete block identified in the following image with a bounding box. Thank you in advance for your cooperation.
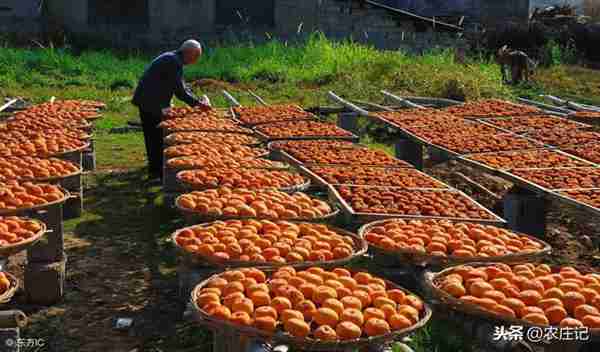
[177,263,218,301]
[337,113,360,136]
[25,256,67,305]
[63,191,83,220]
[26,204,64,263]
[394,138,424,170]
[82,151,96,171]
[503,187,547,238]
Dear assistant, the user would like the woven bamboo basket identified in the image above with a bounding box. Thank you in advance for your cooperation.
[0,219,47,257]
[358,219,552,268]
[176,170,311,194]
[190,270,432,351]
[0,272,19,304]
[172,223,367,271]
[0,188,71,217]
[175,197,341,225]
[423,263,600,342]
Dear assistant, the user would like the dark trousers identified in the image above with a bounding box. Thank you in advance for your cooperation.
[139,109,163,179]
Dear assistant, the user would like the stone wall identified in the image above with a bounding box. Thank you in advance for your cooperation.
[312,0,465,52]
[38,0,498,50]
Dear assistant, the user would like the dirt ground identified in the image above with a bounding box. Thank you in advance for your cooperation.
[8,170,210,352]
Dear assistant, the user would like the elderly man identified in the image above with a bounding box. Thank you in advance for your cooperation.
[132,39,210,180]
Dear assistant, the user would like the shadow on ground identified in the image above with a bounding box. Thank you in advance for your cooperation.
[17,169,211,352]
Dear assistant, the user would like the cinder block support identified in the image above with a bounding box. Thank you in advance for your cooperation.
[337,112,360,136]
[82,151,96,171]
[24,256,67,305]
[428,146,450,164]
[61,174,83,220]
[394,138,424,170]
[82,139,96,171]
[503,187,547,238]
[163,166,183,194]
[0,328,19,352]
[63,194,83,220]
[26,204,64,263]
[177,263,218,301]
[58,151,82,168]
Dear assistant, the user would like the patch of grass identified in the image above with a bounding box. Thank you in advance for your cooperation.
[94,132,146,170]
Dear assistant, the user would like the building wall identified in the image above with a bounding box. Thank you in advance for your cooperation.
[39,0,526,49]
[0,0,42,41]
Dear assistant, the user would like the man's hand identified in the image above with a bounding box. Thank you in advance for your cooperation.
[201,95,212,107]
[195,97,212,112]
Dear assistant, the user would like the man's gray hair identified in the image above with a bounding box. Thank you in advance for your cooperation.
[180,39,202,52]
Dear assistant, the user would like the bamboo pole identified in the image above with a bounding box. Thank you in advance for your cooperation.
[326,91,372,116]
[247,90,268,106]
[516,98,571,115]
[349,99,395,112]
[541,95,600,112]
[381,90,426,109]
[0,99,17,113]
[222,90,241,107]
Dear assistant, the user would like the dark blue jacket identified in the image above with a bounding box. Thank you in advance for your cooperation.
[132,51,199,113]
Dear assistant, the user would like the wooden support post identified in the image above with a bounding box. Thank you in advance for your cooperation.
[394,138,424,170]
[0,328,19,352]
[26,204,64,263]
[24,256,67,305]
[503,187,547,238]
[337,112,360,136]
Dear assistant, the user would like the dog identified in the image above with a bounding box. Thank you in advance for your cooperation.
[496,45,537,84]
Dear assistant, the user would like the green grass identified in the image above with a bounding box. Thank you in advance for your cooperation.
[3,35,600,351]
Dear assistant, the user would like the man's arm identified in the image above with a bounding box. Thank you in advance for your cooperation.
[171,61,204,108]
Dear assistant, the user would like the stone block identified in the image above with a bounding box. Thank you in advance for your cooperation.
[25,256,67,305]
[26,204,64,263]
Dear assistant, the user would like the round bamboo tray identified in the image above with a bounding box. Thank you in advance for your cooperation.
[175,197,341,224]
[172,223,367,271]
[163,132,263,147]
[0,272,19,304]
[190,271,432,351]
[2,166,83,185]
[358,219,552,267]
[0,188,71,216]
[163,149,270,162]
[0,219,47,257]
[176,170,311,194]
[165,156,287,172]
[424,263,600,341]
[30,167,83,184]
[46,142,91,159]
